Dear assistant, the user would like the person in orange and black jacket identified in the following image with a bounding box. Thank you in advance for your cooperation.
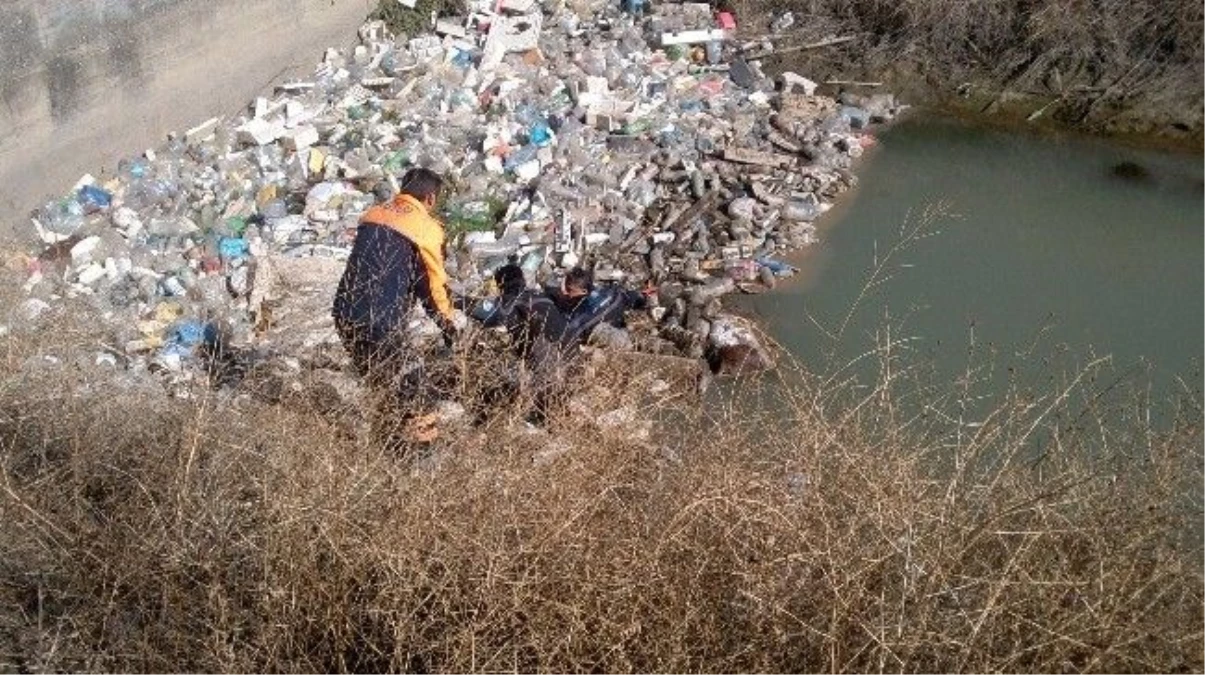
[332,168,457,408]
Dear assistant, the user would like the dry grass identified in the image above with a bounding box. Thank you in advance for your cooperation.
[0,288,1200,672]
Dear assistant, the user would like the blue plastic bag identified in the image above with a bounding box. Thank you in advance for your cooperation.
[77,185,113,213]
[166,318,220,351]
[218,237,249,261]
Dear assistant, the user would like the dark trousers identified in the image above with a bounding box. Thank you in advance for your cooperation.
[335,319,438,416]
[468,338,578,426]
[524,337,580,425]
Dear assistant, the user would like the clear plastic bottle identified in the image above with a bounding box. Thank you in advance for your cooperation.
[37,198,85,237]
[119,158,148,180]
[783,199,821,222]
[260,199,288,220]
[579,49,607,77]
[503,145,540,172]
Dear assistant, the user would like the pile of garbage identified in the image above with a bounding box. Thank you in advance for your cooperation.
[13,0,902,395]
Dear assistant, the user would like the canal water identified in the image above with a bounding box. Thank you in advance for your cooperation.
[743,115,1203,422]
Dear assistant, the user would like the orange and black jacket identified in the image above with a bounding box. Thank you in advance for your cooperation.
[333,194,454,343]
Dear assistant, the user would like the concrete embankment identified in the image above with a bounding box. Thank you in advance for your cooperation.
[0,0,372,238]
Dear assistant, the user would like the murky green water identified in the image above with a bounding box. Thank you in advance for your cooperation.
[744,115,1204,420]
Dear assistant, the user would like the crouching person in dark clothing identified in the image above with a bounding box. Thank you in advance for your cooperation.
[332,168,457,444]
[483,263,579,425]
[555,267,652,349]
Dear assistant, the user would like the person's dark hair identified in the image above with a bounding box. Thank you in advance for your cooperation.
[564,267,593,293]
[494,263,526,296]
[398,167,444,202]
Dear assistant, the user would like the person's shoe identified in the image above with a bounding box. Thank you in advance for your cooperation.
[404,412,440,443]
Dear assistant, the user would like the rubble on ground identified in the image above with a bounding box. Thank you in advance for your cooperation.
[11,0,902,405]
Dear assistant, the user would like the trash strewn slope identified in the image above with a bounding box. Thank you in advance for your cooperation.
[15,0,901,396]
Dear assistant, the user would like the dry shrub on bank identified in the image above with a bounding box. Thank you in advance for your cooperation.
[727,0,1203,135]
[0,305,1200,672]
[369,0,468,38]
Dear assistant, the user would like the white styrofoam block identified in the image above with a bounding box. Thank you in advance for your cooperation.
[283,126,320,152]
[236,118,284,146]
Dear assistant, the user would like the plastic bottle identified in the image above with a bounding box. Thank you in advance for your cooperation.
[469,297,499,324]
[503,145,539,173]
[625,180,658,208]
[520,248,545,274]
[260,199,289,220]
[160,276,187,297]
[621,118,651,135]
[119,158,148,180]
[37,198,85,236]
[622,0,646,16]
[579,49,607,77]
[382,150,409,175]
[467,239,523,258]
[451,49,476,69]
[529,121,554,147]
[783,199,821,222]
[559,13,579,34]
[125,178,176,212]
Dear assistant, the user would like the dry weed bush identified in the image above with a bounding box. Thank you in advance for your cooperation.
[726,0,1203,136]
[0,292,1200,672]
[369,0,468,38]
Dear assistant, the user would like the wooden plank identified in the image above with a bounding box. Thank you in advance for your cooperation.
[663,191,722,233]
[766,129,800,153]
[722,146,795,168]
